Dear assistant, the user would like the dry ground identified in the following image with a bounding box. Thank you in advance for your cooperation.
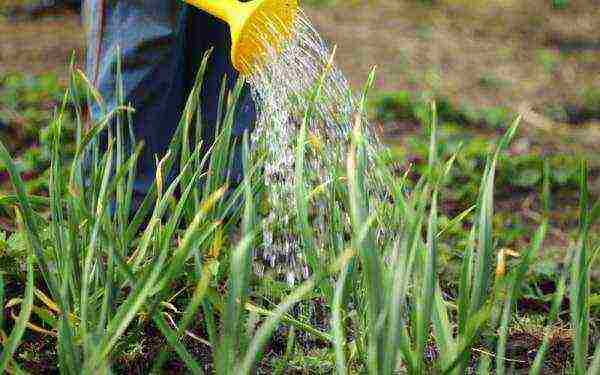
[306,0,600,111]
[0,9,83,80]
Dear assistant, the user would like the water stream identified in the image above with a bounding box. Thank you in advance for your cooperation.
[246,10,381,284]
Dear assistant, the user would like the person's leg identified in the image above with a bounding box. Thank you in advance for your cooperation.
[85,0,187,196]
[84,0,255,204]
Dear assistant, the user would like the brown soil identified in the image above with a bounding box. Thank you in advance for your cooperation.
[0,9,84,81]
[305,0,600,111]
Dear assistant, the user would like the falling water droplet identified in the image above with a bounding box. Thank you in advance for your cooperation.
[245,10,383,282]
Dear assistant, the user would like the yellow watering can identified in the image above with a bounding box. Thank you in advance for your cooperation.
[184,0,299,76]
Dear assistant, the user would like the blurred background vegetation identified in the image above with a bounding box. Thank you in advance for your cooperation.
[1,0,598,296]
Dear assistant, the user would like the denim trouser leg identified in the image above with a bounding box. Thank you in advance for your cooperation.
[85,0,255,197]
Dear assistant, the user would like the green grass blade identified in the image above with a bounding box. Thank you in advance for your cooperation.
[442,305,493,374]
[0,273,3,334]
[477,355,491,375]
[129,153,193,272]
[427,101,437,176]
[571,160,590,375]
[241,131,254,235]
[332,259,350,375]
[347,116,384,372]
[383,193,425,374]
[0,253,34,373]
[151,313,204,374]
[49,89,69,273]
[238,277,317,375]
[203,78,244,207]
[114,47,127,242]
[124,71,214,242]
[530,229,578,374]
[80,140,114,356]
[416,190,439,372]
[437,205,475,239]
[457,227,475,336]
[588,341,600,375]
[590,199,600,227]
[497,222,548,375]
[245,303,333,343]
[218,130,256,358]
[48,93,82,373]
[470,159,495,314]
[218,233,255,373]
[295,110,318,278]
[85,208,220,371]
[282,325,296,374]
[153,188,227,294]
[431,283,456,370]
[180,51,211,220]
[396,192,430,372]
[441,142,463,183]
[358,66,377,115]
[152,267,212,372]
[0,195,50,208]
[0,141,59,299]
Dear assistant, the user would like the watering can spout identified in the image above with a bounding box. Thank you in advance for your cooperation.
[183,0,299,76]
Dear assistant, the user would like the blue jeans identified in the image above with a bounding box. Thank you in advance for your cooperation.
[84,0,255,196]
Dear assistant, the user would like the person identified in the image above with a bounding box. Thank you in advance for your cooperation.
[84,0,256,203]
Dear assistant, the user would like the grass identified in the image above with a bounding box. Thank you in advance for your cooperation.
[0,53,598,373]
